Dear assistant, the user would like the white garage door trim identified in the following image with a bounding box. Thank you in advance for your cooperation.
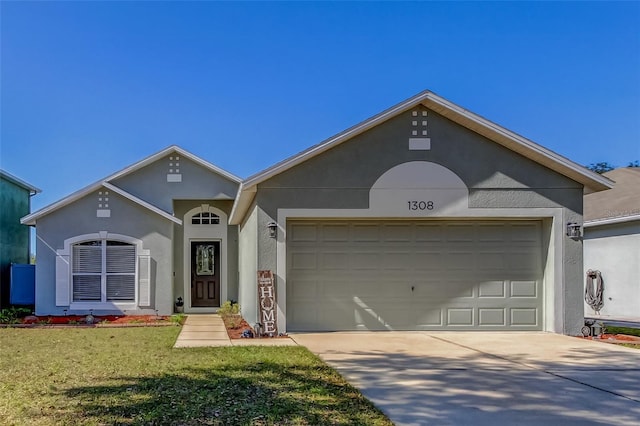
[276,207,565,333]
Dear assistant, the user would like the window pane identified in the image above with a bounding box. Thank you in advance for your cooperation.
[73,275,101,301]
[211,214,220,224]
[196,245,215,275]
[106,244,135,273]
[107,275,135,301]
[73,245,102,273]
[106,240,131,246]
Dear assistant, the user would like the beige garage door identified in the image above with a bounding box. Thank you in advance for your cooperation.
[286,220,543,331]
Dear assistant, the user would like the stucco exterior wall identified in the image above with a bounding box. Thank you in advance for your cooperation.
[584,222,640,318]
[112,155,238,213]
[0,178,32,307]
[249,106,585,334]
[238,204,258,326]
[35,190,173,315]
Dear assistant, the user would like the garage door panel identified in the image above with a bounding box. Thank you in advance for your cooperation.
[415,224,444,241]
[479,308,507,326]
[288,279,318,299]
[321,252,349,270]
[289,252,317,271]
[511,308,539,326]
[511,223,540,242]
[352,224,380,241]
[446,224,475,241]
[478,280,506,298]
[290,224,318,242]
[383,252,415,269]
[477,224,506,241]
[413,308,444,327]
[444,252,474,270]
[382,224,413,241]
[351,252,382,269]
[414,252,443,270]
[510,280,538,298]
[509,251,541,271]
[287,220,543,331]
[320,223,350,242]
[447,308,474,326]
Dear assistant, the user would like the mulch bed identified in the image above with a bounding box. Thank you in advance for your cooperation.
[220,314,288,340]
[581,333,640,345]
[0,315,176,328]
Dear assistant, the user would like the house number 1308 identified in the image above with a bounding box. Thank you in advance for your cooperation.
[408,201,434,211]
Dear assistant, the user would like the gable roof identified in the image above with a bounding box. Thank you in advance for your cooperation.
[0,169,41,195]
[229,90,614,224]
[21,145,240,226]
[584,167,640,226]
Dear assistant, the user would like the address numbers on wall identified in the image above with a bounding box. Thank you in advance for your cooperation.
[407,200,435,211]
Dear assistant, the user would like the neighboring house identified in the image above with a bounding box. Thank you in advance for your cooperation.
[22,90,612,335]
[0,170,41,308]
[583,167,640,320]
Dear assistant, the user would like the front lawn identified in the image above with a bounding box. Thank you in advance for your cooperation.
[0,327,391,425]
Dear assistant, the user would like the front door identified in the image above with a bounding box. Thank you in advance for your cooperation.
[191,241,220,307]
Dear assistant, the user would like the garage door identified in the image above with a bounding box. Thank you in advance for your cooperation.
[286,220,543,331]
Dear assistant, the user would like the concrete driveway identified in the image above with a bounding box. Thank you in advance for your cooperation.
[291,332,640,425]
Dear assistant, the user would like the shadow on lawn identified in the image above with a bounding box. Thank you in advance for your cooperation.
[62,362,389,425]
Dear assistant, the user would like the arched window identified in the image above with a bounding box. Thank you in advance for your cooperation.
[72,239,136,302]
[191,211,220,225]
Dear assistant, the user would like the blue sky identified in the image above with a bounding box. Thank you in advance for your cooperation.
[1,1,639,212]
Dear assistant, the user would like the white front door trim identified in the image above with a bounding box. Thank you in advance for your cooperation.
[183,205,228,313]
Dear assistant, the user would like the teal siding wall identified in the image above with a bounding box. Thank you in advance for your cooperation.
[0,178,32,307]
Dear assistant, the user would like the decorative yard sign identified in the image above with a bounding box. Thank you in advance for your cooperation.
[257,270,277,336]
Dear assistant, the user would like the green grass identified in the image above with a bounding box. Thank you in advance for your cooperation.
[0,327,392,425]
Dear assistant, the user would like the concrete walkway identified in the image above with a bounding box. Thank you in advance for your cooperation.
[173,314,296,348]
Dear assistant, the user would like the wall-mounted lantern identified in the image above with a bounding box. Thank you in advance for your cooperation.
[566,222,582,239]
[267,221,278,238]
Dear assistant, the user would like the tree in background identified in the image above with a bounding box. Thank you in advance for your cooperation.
[586,161,639,174]
[587,162,615,174]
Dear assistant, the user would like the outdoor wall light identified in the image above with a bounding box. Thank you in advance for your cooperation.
[566,222,582,239]
[267,221,278,238]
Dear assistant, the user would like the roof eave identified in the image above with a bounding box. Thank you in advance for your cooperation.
[229,183,256,225]
[1,170,42,194]
[21,182,105,226]
[230,90,613,223]
[584,214,640,228]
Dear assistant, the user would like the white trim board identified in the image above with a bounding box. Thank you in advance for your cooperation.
[584,214,640,228]
[182,205,229,313]
[102,182,182,225]
[275,206,564,334]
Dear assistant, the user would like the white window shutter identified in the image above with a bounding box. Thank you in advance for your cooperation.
[55,252,71,306]
[138,254,151,306]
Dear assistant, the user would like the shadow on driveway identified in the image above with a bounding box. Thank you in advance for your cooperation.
[292,332,640,426]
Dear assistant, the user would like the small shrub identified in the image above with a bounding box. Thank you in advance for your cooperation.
[0,307,32,324]
[170,313,185,325]
[218,300,240,318]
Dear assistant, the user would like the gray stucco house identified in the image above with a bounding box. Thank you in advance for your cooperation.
[22,90,612,335]
[583,167,640,320]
